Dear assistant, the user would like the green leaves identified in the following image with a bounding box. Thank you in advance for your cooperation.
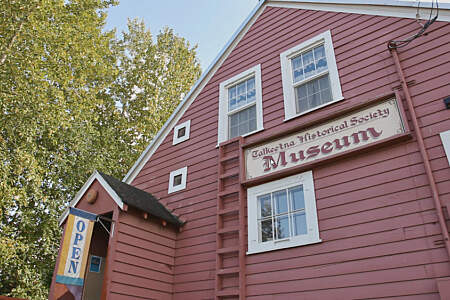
[0,1,200,299]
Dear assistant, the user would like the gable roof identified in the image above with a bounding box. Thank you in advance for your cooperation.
[59,170,183,227]
[123,0,450,184]
[99,172,183,226]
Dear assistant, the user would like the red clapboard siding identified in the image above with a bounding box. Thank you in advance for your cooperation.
[109,209,176,299]
[127,4,450,299]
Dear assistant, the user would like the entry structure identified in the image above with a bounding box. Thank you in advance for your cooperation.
[50,1,450,299]
[49,171,183,300]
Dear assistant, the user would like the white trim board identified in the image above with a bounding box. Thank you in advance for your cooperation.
[440,130,450,167]
[269,1,450,22]
[59,170,124,226]
[122,0,450,185]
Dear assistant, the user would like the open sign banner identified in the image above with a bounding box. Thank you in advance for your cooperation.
[245,98,405,179]
[55,207,95,297]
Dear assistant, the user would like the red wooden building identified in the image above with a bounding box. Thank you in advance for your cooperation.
[50,0,450,299]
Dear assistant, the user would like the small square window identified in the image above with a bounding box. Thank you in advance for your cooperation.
[168,167,187,194]
[280,30,343,121]
[89,255,102,273]
[247,171,321,254]
[173,120,191,145]
[218,65,264,144]
[177,127,186,139]
[173,174,183,186]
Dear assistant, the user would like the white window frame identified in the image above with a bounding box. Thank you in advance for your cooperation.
[280,30,343,121]
[440,130,450,166]
[218,64,263,145]
[168,166,187,194]
[173,120,191,145]
[247,171,321,255]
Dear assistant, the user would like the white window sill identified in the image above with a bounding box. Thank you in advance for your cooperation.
[216,127,264,148]
[284,96,345,123]
[247,238,322,255]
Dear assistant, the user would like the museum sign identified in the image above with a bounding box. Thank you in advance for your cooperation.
[245,98,406,180]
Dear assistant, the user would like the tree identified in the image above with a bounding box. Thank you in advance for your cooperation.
[108,19,201,165]
[0,1,201,299]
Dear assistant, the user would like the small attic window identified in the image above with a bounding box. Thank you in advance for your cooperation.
[177,127,186,139]
[173,120,191,145]
[169,167,187,194]
[173,174,183,186]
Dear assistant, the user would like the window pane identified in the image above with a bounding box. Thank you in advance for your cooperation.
[230,126,238,139]
[307,79,320,108]
[238,107,250,136]
[237,81,246,96]
[302,50,316,79]
[177,127,186,138]
[258,194,272,218]
[275,215,290,239]
[228,86,236,99]
[292,56,304,83]
[293,212,307,236]
[249,117,257,132]
[314,45,325,59]
[318,75,331,105]
[247,88,256,103]
[247,77,255,90]
[228,87,237,111]
[173,174,182,186]
[274,190,288,214]
[295,74,331,114]
[238,94,246,107]
[314,45,327,73]
[260,219,273,242]
[289,185,305,211]
[228,105,256,138]
[228,77,256,113]
[229,98,237,111]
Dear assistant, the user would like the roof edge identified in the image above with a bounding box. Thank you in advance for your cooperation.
[58,170,124,227]
[122,0,267,184]
[269,0,450,21]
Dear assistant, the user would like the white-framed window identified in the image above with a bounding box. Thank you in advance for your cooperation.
[247,171,321,254]
[168,167,187,194]
[440,130,450,166]
[173,120,191,145]
[218,64,263,144]
[280,30,343,121]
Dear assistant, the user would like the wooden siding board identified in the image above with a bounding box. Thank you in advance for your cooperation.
[110,282,172,300]
[246,262,450,295]
[114,252,173,276]
[117,223,176,248]
[246,248,448,284]
[246,232,443,271]
[245,279,438,299]
[112,271,173,293]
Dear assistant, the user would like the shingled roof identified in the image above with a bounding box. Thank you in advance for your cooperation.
[59,170,183,227]
[98,172,183,227]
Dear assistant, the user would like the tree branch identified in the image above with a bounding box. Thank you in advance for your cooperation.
[0,21,25,66]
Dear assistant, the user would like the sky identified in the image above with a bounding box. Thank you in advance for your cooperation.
[105,0,259,71]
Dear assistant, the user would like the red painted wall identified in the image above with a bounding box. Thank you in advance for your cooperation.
[130,5,450,299]
[107,207,176,300]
